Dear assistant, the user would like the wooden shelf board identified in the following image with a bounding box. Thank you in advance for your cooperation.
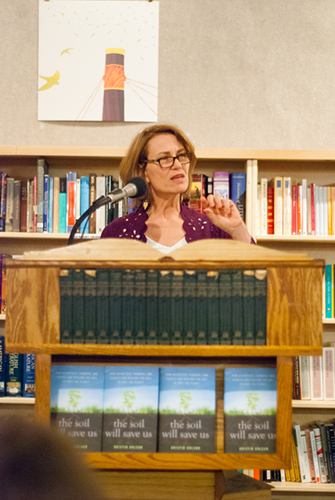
[257,235,335,243]
[0,314,5,321]
[323,318,335,325]
[269,481,335,492]
[0,232,100,240]
[85,452,287,470]
[0,397,35,404]
[292,400,335,408]
[5,343,322,357]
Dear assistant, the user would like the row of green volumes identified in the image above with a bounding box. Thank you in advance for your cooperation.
[50,365,277,454]
[50,365,216,453]
[59,268,267,345]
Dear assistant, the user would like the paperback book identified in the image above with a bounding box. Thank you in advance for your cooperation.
[102,366,159,452]
[158,366,216,453]
[50,365,104,451]
[224,367,277,453]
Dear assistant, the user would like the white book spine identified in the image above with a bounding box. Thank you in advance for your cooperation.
[96,175,106,235]
[322,347,335,399]
[310,355,323,400]
[274,177,283,235]
[300,429,311,483]
[313,427,327,483]
[294,425,308,482]
[256,183,261,236]
[260,178,268,235]
[283,177,292,235]
[299,356,311,399]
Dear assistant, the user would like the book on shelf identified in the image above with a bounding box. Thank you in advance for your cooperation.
[206,270,220,345]
[5,353,23,397]
[309,427,321,483]
[291,182,298,235]
[310,355,323,400]
[299,356,311,400]
[145,269,158,345]
[325,423,335,482]
[12,179,21,232]
[102,366,159,452]
[23,353,36,398]
[5,177,14,232]
[218,270,232,345]
[293,423,310,483]
[304,427,316,482]
[323,346,335,400]
[310,182,316,236]
[20,179,28,232]
[301,179,307,236]
[213,171,229,199]
[59,177,67,233]
[50,365,105,452]
[96,175,106,235]
[109,269,122,344]
[121,269,135,344]
[53,176,60,233]
[158,366,216,453]
[268,177,283,235]
[96,268,110,344]
[242,270,255,345]
[231,270,243,345]
[224,367,277,453]
[84,269,97,343]
[290,431,300,481]
[189,173,208,214]
[66,172,77,234]
[89,173,97,234]
[158,270,172,345]
[0,336,4,397]
[170,270,184,345]
[229,172,246,222]
[293,356,301,399]
[72,269,85,343]
[37,158,48,233]
[283,177,292,235]
[254,270,267,345]
[325,264,333,319]
[133,268,147,344]
[267,186,274,235]
[47,176,54,233]
[59,269,73,343]
[0,172,7,232]
[311,424,327,483]
[43,173,49,232]
[80,176,89,234]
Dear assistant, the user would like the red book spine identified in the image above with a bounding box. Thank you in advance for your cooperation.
[297,185,302,235]
[310,183,316,235]
[267,187,274,235]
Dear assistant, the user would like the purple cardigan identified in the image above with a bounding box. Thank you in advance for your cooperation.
[101,204,233,242]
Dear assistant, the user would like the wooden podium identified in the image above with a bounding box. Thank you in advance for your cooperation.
[5,239,323,500]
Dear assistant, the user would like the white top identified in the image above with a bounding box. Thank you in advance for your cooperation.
[146,236,187,254]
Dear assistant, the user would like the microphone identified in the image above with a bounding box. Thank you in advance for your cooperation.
[105,177,147,204]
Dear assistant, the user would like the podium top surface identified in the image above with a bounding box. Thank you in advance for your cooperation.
[6,238,323,268]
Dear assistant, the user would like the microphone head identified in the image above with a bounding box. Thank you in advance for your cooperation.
[126,177,147,198]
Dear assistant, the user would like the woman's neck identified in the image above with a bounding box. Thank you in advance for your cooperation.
[146,194,181,217]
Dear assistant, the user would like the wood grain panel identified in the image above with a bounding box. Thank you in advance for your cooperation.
[276,356,293,466]
[35,353,51,422]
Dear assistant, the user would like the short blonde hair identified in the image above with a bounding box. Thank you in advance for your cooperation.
[119,124,197,208]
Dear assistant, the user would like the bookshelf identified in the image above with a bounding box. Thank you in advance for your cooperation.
[1,146,334,499]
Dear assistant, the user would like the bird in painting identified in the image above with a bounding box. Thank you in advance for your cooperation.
[38,71,60,91]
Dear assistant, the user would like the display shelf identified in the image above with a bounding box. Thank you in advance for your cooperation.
[0,397,35,404]
[292,400,335,409]
[0,232,100,240]
[257,235,335,243]
[0,314,5,321]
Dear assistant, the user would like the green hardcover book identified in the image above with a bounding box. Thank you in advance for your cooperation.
[122,269,135,344]
[109,269,122,344]
[158,270,171,345]
[242,270,255,345]
[170,271,184,345]
[183,270,197,345]
[96,269,110,344]
[134,269,147,344]
[146,269,158,344]
[219,270,232,345]
[196,270,207,345]
[206,271,220,345]
[231,270,243,345]
[84,270,97,344]
[59,269,73,344]
[72,269,85,343]
[254,270,267,346]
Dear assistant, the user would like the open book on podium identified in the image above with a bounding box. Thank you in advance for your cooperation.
[4,239,323,473]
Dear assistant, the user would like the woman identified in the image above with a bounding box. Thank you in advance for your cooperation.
[101,124,253,252]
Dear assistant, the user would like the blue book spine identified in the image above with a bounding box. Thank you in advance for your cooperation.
[229,173,246,222]
[23,353,36,397]
[47,177,54,233]
[0,336,5,397]
[43,174,49,232]
[325,264,333,319]
[80,176,90,233]
[5,353,23,397]
[59,177,67,233]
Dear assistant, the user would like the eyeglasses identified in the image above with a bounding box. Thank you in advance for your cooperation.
[145,152,193,169]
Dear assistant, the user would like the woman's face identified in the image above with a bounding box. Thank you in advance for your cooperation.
[143,133,190,199]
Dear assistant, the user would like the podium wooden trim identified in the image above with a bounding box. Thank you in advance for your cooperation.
[4,239,323,499]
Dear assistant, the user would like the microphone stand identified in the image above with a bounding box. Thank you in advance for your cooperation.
[68,195,107,246]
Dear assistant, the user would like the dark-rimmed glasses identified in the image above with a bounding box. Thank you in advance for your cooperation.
[145,152,193,169]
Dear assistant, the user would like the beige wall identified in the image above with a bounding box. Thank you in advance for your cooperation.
[1,0,335,150]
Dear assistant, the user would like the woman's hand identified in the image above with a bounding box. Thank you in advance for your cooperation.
[200,194,252,243]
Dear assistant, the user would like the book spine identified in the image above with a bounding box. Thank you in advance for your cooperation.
[158,270,172,345]
[310,355,323,400]
[146,269,158,345]
[291,183,297,235]
[283,177,292,235]
[260,178,268,235]
[310,429,320,483]
[323,346,335,399]
[213,171,229,199]
[189,173,208,214]
[325,264,333,318]
[133,269,147,344]
[267,186,274,235]
[66,172,77,233]
[48,176,53,233]
[299,356,311,399]
[5,178,14,232]
[304,428,316,482]
[23,353,36,397]
[37,159,48,233]
[206,271,220,345]
[59,269,73,343]
[170,270,184,345]
[273,177,283,235]
[109,269,122,344]
[242,270,255,345]
[12,179,21,232]
[72,269,85,343]
[219,270,232,345]
[314,426,327,482]
[84,269,97,343]
[332,186,335,236]
[0,173,6,232]
[53,177,59,233]
[0,336,5,397]
[80,176,90,234]
[59,177,67,233]
[254,270,267,345]
[33,176,37,232]
[96,269,110,344]
[43,174,49,232]
[229,173,246,222]
[20,179,28,232]
[89,173,97,233]
[301,179,307,235]
[96,175,106,235]
[121,269,135,344]
[5,353,23,397]
[310,183,316,235]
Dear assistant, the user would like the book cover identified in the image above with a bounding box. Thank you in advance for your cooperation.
[84,269,97,343]
[37,158,49,233]
[59,177,67,233]
[189,173,208,214]
[5,177,14,232]
[96,269,110,344]
[158,366,216,453]
[213,171,229,199]
[50,365,104,451]
[66,172,77,234]
[80,175,90,234]
[0,336,5,397]
[43,173,49,232]
[20,179,28,232]
[59,269,73,343]
[5,353,23,397]
[146,269,158,345]
[218,270,232,345]
[183,270,197,345]
[224,367,277,453]
[23,353,36,398]
[102,366,159,452]
[47,175,54,232]
[229,173,246,222]
[109,269,122,344]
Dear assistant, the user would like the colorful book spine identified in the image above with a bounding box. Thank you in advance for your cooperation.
[80,175,90,234]
[59,177,67,233]
[5,353,23,397]
[229,173,246,222]
[23,353,36,398]
[267,186,274,235]
[189,173,208,214]
[66,172,77,234]
[43,174,49,232]
[0,336,5,397]
[47,176,54,233]
[37,158,48,233]
[213,171,229,199]
[325,264,333,319]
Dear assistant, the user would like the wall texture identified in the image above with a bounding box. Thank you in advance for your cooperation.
[1,0,335,150]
